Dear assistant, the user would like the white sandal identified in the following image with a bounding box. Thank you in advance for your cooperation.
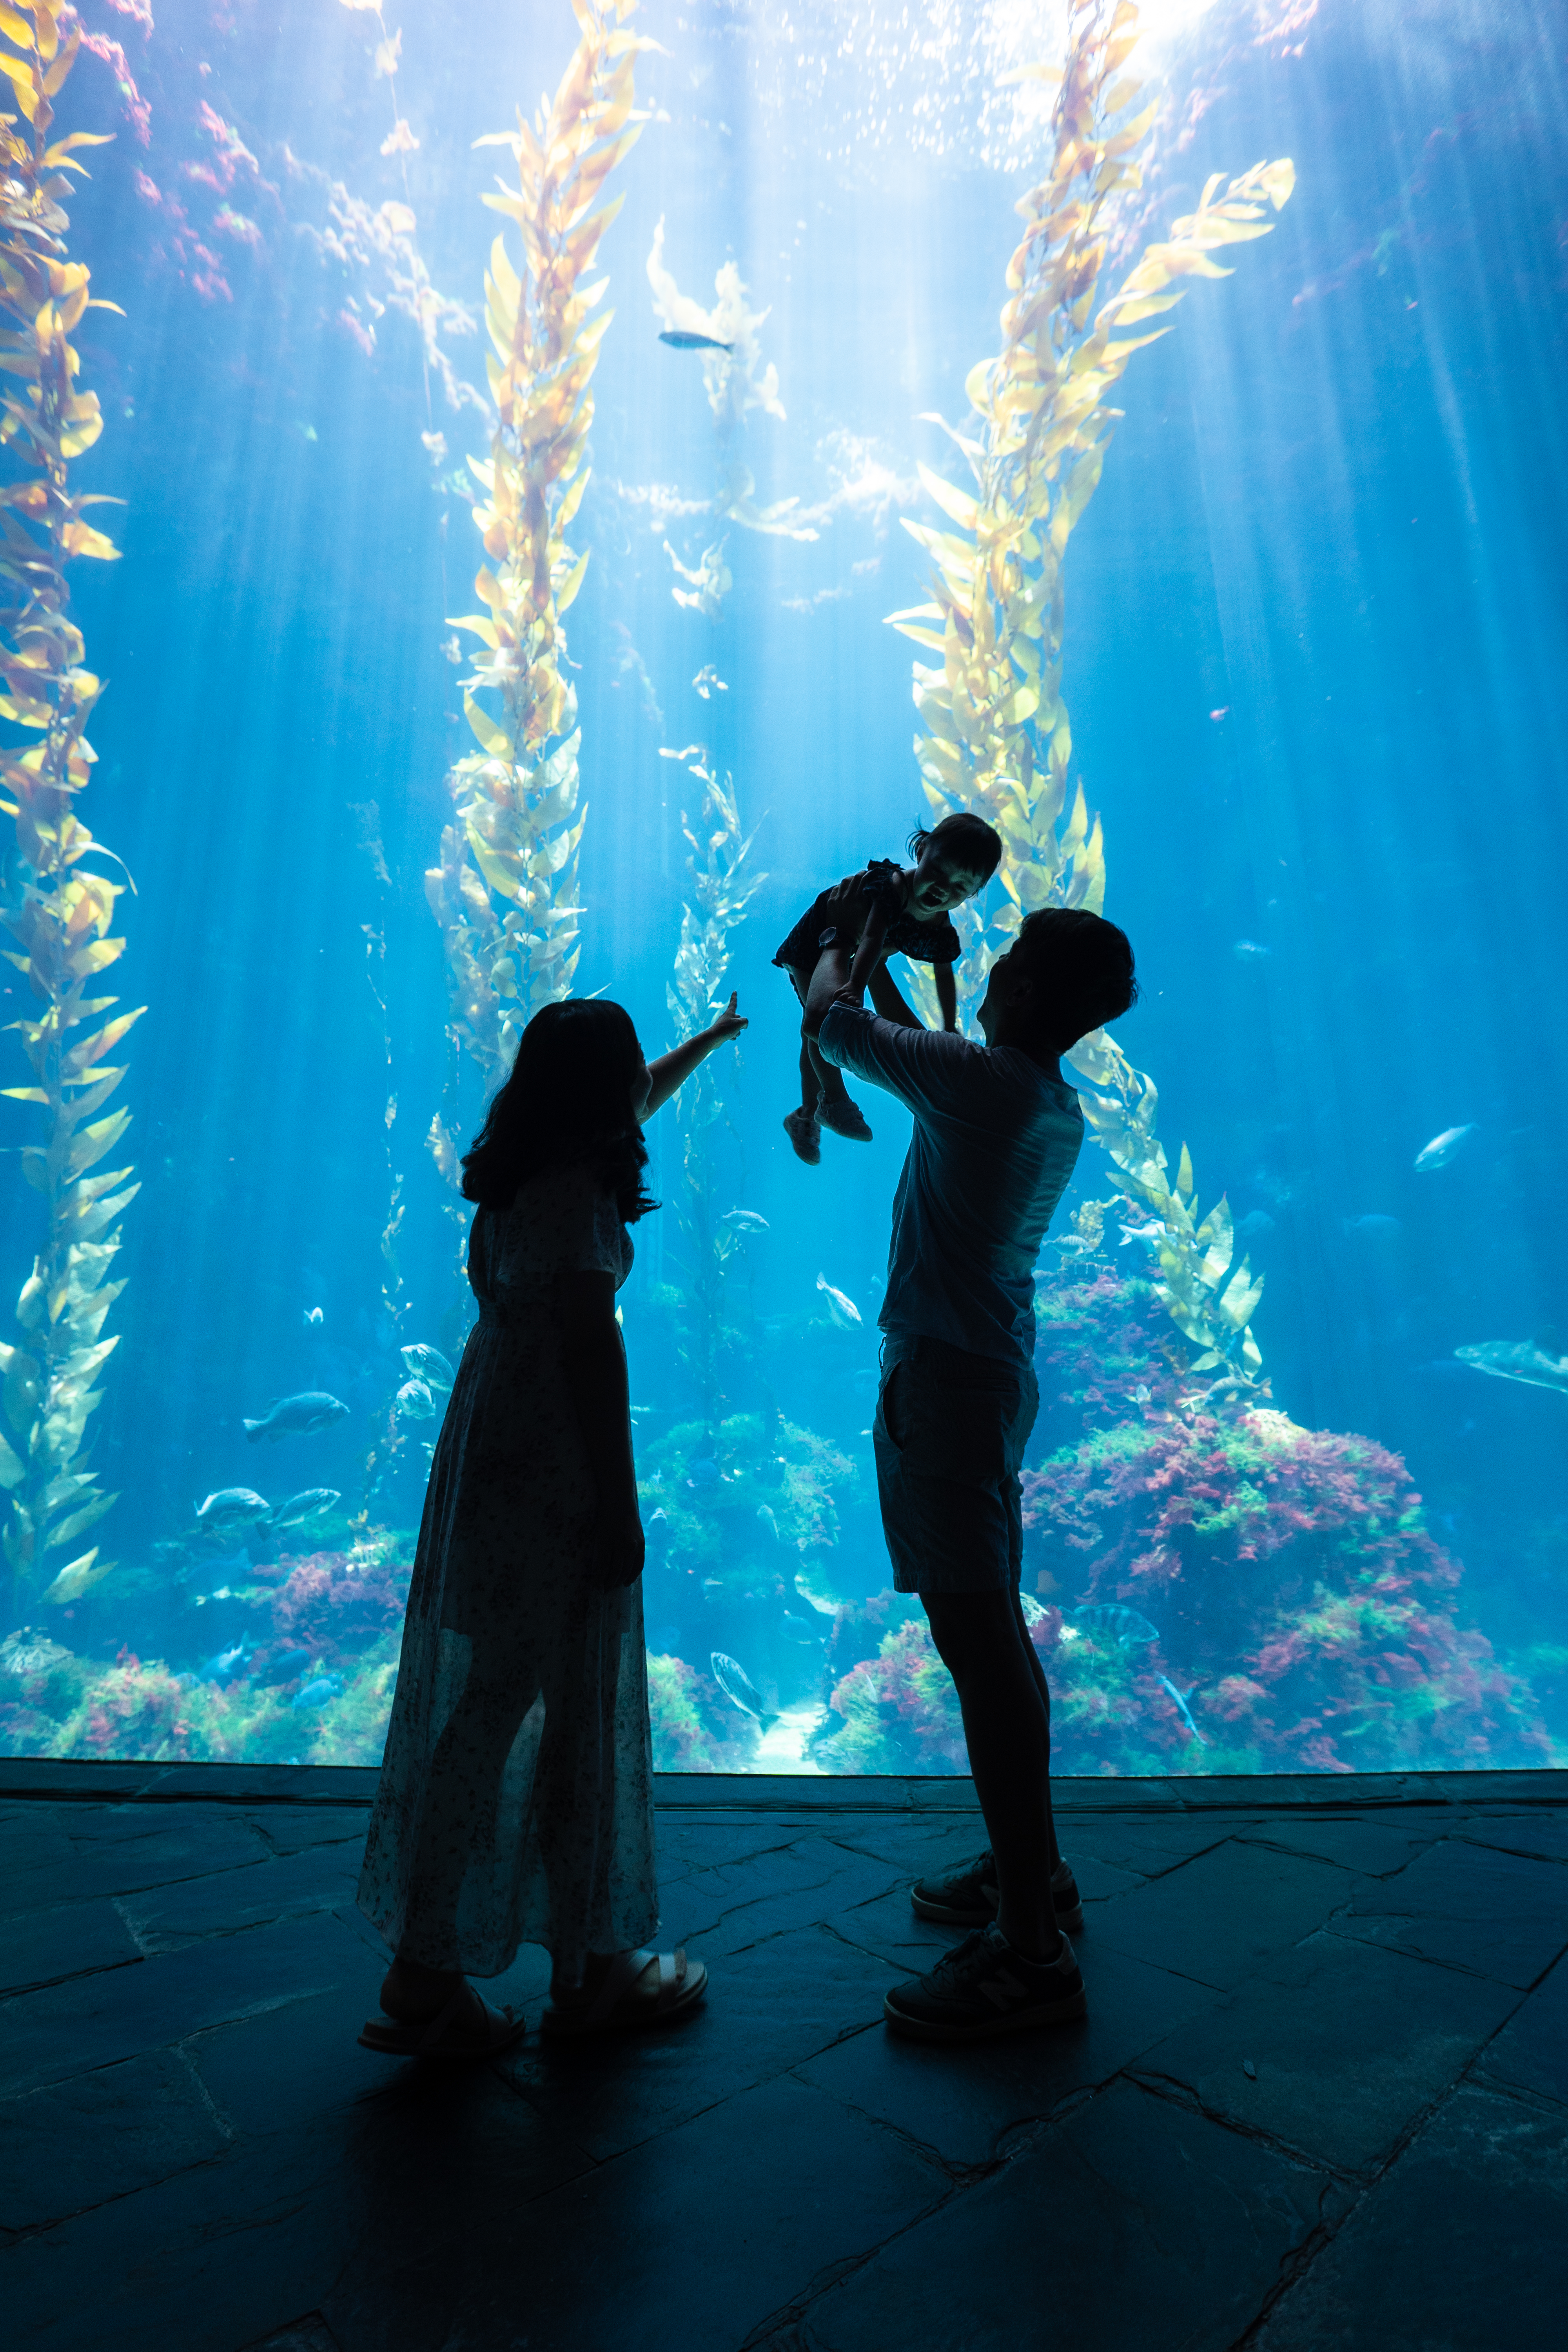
[541,1946,708,2038]
[358,1983,525,2061]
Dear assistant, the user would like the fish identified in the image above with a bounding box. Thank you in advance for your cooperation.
[0,1627,71,1678]
[1454,1342,1568,1397]
[1131,1384,1152,1405]
[709,1651,779,1733]
[1236,1210,1276,1241]
[687,1457,720,1489]
[302,1307,324,1330]
[194,1488,274,1532]
[816,1272,863,1328]
[242,1392,349,1443]
[1118,1221,1163,1252]
[1158,1674,1207,1746]
[1209,706,1230,721]
[1233,939,1271,960]
[1070,1603,1159,1649]
[659,329,734,352]
[395,1379,437,1421]
[291,1673,344,1712]
[255,1648,313,1686]
[1414,1123,1476,1173]
[268,1488,341,1530]
[756,1503,780,1543]
[400,1343,455,1391]
[198,1639,252,1684]
[721,1209,769,1233]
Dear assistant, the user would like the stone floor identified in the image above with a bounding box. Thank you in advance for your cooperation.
[2,1760,1565,2352]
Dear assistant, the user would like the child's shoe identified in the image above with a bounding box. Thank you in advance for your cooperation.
[819,1095,873,1143]
[782,1106,821,1165]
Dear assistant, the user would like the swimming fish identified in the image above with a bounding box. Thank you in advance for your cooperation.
[756,1504,780,1542]
[198,1639,252,1684]
[1158,1674,1207,1746]
[1454,1341,1568,1397]
[1118,1221,1163,1252]
[1131,1384,1152,1405]
[302,1307,324,1330]
[400,1343,454,1391]
[1233,940,1271,961]
[195,1488,274,1532]
[1071,1604,1159,1649]
[395,1379,437,1421]
[255,1648,313,1686]
[687,1457,720,1489]
[709,1651,779,1733]
[1414,1123,1476,1173]
[243,1392,349,1443]
[1209,706,1230,722]
[291,1673,344,1712]
[268,1488,341,1530]
[722,1209,769,1233]
[816,1273,862,1328]
[659,329,734,352]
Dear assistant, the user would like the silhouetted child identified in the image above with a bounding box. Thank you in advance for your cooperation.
[771,811,1002,1163]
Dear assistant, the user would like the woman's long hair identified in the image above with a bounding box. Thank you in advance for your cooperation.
[460,999,657,1222]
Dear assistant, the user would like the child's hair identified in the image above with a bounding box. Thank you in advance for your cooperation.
[1013,906,1139,1050]
[906,809,1003,884]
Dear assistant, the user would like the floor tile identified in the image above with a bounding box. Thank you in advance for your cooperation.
[797,1942,1216,2167]
[250,1810,371,1859]
[114,1844,363,1952]
[664,1837,906,1958]
[0,1809,271,1919]
[0,2050,229,2233]
[1452,1812,1568,1866]
[1475,1952,1568,2106]
[1062,1815,1250,1879]
[1234,1815,1448,1877]
[0,1908,373,2097]
[1332,1839,1568,1987]
[1086,1839,1359,1989]
[0,1896,142,1996]
[501,1920,895,2161]
[1256,2085,1568,2352]
[773,2074,1338,2352]
[1132,1929,1520,2173]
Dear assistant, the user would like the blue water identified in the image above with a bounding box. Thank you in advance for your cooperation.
[1,0,1564,1774]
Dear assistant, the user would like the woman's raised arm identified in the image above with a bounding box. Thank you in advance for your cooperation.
[644,992,748,1118]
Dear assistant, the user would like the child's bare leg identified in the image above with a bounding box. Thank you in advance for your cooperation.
[809,1037,853,1106]
[797,1034,820,1114]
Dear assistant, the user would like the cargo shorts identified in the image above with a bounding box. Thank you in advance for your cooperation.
[872,1333,1040,1594]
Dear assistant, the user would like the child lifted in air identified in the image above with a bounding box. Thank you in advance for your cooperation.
[771,809,1002,1164]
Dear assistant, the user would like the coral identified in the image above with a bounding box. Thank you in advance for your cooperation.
[645,1650,756,1772]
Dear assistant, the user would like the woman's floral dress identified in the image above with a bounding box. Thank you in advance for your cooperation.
[356,1162,657,1976]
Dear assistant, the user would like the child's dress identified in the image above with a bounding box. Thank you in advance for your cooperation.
[356,1161,658,1978]
[771,866,963,994]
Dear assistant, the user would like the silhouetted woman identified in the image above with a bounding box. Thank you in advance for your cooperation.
[356,991,746,2051]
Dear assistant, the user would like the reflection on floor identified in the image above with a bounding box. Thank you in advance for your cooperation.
[2,1760,1565,2352]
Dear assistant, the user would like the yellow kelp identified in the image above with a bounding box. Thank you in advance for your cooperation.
[887,0,1291,1385]
[665,753,764,1414]
[425,0,653,1095]
[0,0,137,1614]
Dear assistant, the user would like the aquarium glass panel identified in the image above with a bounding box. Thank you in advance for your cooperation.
[2,0,1563,1777]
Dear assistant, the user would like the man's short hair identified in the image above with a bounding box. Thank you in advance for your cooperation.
[1013,906,1138,1049]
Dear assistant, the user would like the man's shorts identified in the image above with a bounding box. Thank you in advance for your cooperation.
[872,1334,1040,1594]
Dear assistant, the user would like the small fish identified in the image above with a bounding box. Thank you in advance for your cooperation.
[1233,939,1271,961]
[198,1638,251,1684]
[687,1457,720,1489]
[268,1488,341,1530]
[709,1651,779,1733]
[722,1209,770,1233]
[242,1392,349,1443]
[1046,1232,1096,1258]
[1414,1123,1477,1173]
[1158,1673,1207,1746]
[302,1307,324,1330]
[1118,1221,1163,1252]
[195,1487,274,1532]
[1131,1384,1151,1405]
[1209,706,1230,722]
[295,420,318,443]
[1454,1341,1568,1397]
[756,1503,780,1543]
[1236,1210,1276,1241]
[255,1648,312,1686]
[291,1673,344,1712]
[395,1379,437,1421]
[659,329,734,352]
[400,1343,454,1391]
[1071,1604,1159,1649]
[816,1272,862,1328]
[646,1506,671,1539]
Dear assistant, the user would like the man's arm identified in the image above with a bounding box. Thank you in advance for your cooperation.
[868,961,925,1029]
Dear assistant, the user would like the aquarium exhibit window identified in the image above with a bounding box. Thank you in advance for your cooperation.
[1,0,1562,1778]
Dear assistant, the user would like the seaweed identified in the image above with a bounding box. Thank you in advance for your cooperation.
[0,0,138,1625]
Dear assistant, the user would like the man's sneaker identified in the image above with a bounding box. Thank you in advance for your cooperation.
[782,1106,821,1165]
[911,1851,1083,1933]
[884,1923,1086,2043]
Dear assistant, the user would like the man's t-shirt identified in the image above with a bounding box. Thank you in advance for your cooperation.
[817,1005,1084,1368]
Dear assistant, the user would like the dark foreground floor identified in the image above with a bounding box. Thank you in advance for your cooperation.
[2,1760,1566,2352]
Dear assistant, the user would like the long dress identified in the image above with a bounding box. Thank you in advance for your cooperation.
[356,1161,659,1978]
